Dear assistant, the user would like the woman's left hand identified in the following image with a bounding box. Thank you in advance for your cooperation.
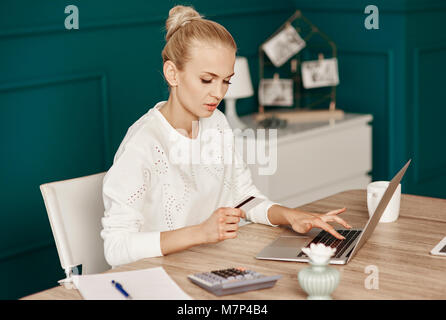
[288,207,351,239]
[269,206,351,240]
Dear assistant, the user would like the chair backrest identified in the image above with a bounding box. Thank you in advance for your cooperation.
[40,172,110,277]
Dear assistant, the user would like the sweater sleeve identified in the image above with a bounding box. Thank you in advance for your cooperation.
[100,143,162,267]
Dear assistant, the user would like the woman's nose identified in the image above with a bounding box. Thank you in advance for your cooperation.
[210,83,226,100]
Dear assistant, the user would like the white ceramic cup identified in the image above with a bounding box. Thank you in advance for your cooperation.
[366,181,401,223]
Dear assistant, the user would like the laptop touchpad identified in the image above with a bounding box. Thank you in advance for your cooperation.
[272,236,309,248]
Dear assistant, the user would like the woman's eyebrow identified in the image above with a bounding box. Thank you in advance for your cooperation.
[203,71,235,78]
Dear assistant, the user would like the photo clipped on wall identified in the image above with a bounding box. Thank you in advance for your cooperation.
[301,57,339,89]
[259,78,294,107]
[262,24,306,68]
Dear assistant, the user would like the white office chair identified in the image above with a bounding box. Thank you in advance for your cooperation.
[40,172,111,288]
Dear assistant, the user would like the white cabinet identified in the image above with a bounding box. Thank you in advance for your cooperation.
[239,113,373,208]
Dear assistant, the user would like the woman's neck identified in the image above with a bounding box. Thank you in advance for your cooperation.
[160,96,199,139]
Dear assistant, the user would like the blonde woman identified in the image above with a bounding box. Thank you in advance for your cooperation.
[101,5,351,267]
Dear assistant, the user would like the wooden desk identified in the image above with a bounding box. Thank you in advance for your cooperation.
[22,190,446,300]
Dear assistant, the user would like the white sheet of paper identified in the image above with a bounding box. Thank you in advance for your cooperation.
[72,267,192,300]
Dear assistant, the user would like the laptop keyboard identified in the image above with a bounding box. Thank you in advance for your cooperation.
[297,230,362,259]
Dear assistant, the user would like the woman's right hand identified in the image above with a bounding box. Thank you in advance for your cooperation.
[199,207,246,244]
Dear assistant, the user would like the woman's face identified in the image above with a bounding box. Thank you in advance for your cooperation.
[175,41,236,118]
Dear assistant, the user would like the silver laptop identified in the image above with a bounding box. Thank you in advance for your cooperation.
[256,159,411,265]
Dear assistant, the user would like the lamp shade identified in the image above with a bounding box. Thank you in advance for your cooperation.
[224,56,254,99]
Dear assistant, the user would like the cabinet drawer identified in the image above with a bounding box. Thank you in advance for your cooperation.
[268,124,372,200]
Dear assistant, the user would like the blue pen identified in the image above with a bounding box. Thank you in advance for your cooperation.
[111,280,133,300]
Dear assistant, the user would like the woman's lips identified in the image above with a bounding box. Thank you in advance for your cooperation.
[206,103,217,111]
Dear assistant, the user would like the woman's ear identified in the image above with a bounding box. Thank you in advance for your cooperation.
[163,61,178,87]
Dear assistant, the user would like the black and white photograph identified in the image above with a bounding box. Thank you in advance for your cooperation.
[301,57,340,89]
[259,78,294,106]
[261,24,306,67]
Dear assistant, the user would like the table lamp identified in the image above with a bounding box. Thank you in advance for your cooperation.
[224,56,254,130]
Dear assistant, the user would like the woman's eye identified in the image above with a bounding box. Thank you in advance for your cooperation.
[201,79,232,85]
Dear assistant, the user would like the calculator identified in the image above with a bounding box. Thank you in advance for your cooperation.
[187,267,281,296]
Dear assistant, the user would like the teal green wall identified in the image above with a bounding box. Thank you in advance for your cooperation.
[0,0,445,299]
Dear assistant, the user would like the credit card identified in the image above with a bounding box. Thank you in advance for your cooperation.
[235,196,264,212]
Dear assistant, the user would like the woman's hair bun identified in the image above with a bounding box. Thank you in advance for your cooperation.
[165,5,203,42]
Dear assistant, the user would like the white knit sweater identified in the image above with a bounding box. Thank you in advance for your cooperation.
[101,101,278,267]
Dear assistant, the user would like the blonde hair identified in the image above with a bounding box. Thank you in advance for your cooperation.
[161,5,238,74]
